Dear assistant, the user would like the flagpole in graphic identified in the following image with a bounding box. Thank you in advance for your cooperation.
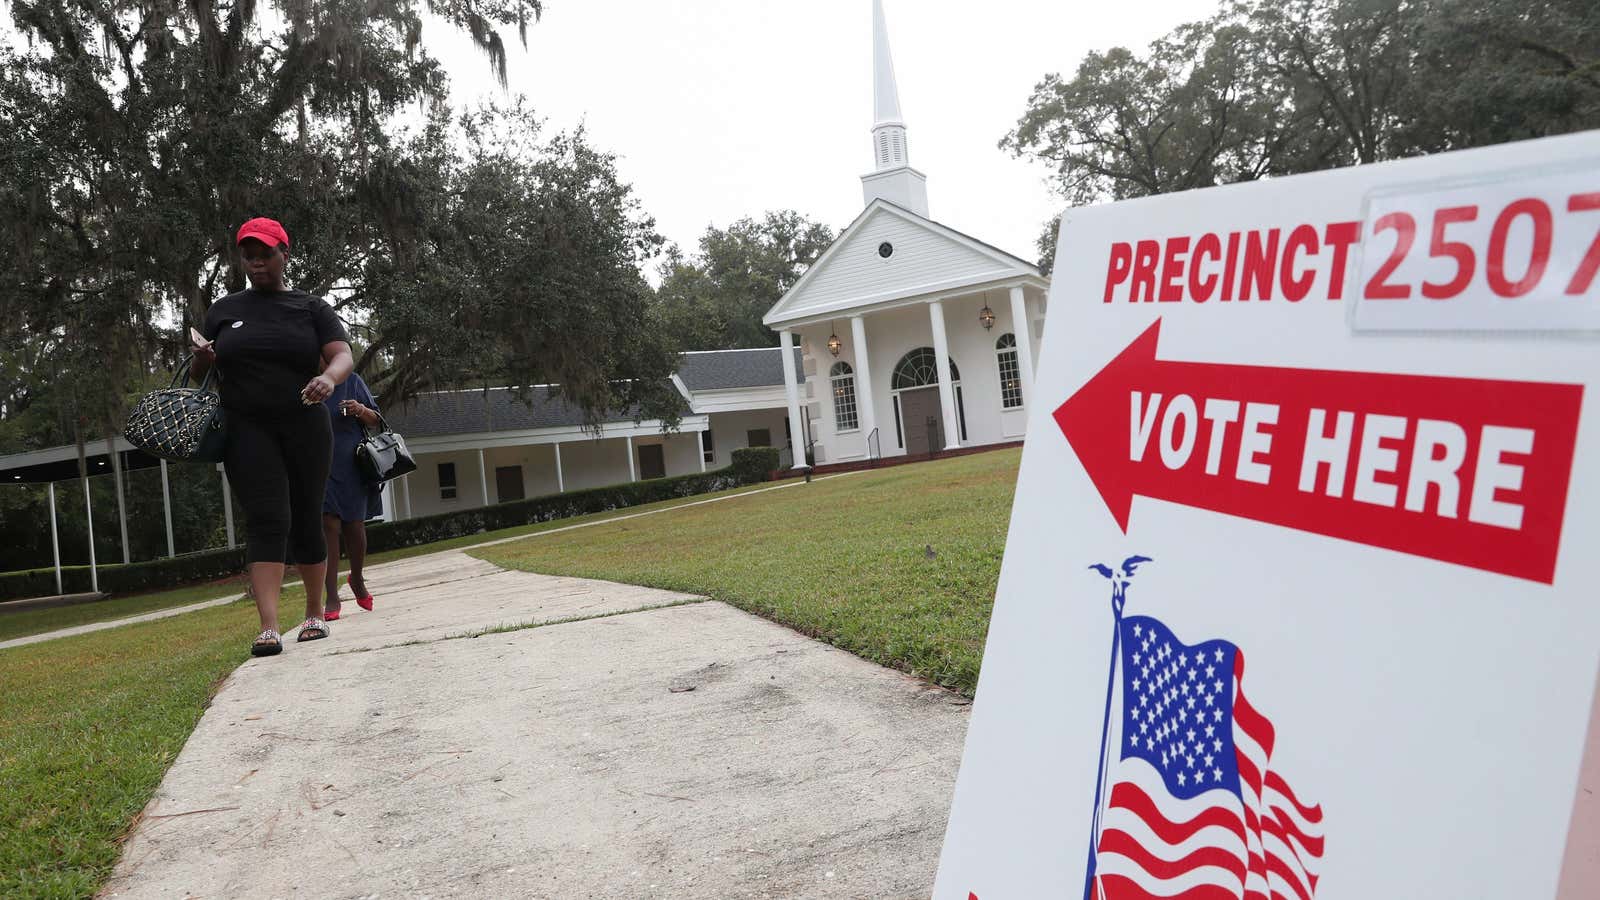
[1082,556,1152,900]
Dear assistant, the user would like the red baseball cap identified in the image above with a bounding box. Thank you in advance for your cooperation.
[236,217,290,249]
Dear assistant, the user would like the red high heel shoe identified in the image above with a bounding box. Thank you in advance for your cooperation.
[349,575,376,612]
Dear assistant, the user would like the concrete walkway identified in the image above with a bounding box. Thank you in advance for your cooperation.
[102,548,971,899]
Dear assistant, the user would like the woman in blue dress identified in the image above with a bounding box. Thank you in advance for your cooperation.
[321,372,383,619]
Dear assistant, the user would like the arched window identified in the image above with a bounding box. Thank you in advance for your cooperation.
[996,333,1023,409]
[830,361,859,431]
[891,347,961,390]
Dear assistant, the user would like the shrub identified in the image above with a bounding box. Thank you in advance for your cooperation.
[0,546,247,602]
[730,447,780,483]
[363,464,750,553]
[0,462,769,602]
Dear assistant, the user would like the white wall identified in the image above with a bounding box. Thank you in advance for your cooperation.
[703,409,791,468]
[406,449,489,518]
[631,430,706,479]
[794,287,1041,462]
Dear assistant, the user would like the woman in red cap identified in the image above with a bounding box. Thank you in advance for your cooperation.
[191,217,354,656]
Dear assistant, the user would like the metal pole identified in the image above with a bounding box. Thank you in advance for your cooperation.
[160,459,175,558]
[220,465,236,549]
[48,481,62,595]
[83,472,98,594]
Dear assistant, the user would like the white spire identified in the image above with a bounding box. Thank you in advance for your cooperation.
[872,0,904,129]
[862,0,928,216]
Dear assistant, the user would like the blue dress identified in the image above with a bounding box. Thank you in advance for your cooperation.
[323,374,384,522]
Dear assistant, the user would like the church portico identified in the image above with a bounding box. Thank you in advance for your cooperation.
[778,275,1045,465]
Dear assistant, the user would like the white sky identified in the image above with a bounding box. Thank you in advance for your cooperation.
[432,0,1222,266]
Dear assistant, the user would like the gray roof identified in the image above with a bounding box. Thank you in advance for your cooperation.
[676,347,804,392]
[383,385,658,439]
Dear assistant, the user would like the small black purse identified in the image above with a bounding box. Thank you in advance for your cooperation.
[354,414,417,483]
[124,356,229,463]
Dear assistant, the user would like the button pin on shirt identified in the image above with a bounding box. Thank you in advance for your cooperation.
[231,321,244,328]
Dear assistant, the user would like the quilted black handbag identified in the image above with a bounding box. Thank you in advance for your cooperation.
[123,357,229,463]
[354,415,417,483]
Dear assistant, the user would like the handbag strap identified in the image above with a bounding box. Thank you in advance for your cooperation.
[169,354,221,393]
[359,413,392,441]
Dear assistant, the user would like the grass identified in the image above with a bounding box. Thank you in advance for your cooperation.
[0,477,800,642]
[472,449,1021,694]
[0,582,246,643]
[0,603,264,897]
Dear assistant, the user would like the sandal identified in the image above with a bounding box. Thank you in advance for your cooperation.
[297,617,329,642]
[349,576,375,612]
[251,629,283,657]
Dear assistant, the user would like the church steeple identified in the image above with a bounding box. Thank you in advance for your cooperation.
[862,0,929,216]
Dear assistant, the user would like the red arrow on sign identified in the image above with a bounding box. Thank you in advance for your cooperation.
[1053,320,1584,584]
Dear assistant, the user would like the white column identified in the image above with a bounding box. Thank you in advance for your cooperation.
[381,479,394,521]
[698,431,707,473]
[82,472,98,593]
[159,459,175,558]
[220,466,236,549]
[928,300,961,450]
[625,436,637,482]
[400,474,412,519]
[553,442,565,493]
[1008,285,1037,390]
[478,448,490,505]
[48,481,62,595]
[779,329,806,468]
[849,315,879,457]
[108,440,129,564]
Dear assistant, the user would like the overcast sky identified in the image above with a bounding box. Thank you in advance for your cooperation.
[431,0,1222,266]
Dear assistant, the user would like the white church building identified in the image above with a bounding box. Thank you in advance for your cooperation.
[0,0,1051,556]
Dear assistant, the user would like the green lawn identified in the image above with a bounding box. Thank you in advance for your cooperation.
[0,456,1015,896]
[472,449,1021,694]
[0,582,247,643]
[0,602,263,897]
[0,477,800,642]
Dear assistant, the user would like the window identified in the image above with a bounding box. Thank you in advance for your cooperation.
[701,430,715,463]
[996,333,1024,409]
[830,362,859,431]
[747,428,772,448]
[437,462,457,500]
[891,347,960,390]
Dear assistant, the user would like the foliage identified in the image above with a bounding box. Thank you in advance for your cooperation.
[0,543,247,601]
[476,449,1023,694]
[1003,0,1600,233]
[730,446,780,483]
[653,211,834,350]
[364,463,760,553]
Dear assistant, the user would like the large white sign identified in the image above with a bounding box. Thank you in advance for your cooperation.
[934,132,1600,900]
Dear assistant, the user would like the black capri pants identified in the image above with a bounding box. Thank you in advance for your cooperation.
[225,405,334,565]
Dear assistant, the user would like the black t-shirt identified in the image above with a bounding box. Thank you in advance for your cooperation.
[202,289,350,416]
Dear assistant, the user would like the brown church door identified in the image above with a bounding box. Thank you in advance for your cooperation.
[899,387,943,456]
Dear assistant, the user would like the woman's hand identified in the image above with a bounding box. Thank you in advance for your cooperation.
[339,400,379,426]
[301,373,337,405]
[189,327,216,364]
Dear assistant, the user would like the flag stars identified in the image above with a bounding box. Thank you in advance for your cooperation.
[1213,738,1223,752]
[1214,647,1225,663]
[1177,771,1187,787]
[1213,709,1224,723]
[1205,664,1215,679]
[1134,623,1143,638]
[1214,767,1224,782]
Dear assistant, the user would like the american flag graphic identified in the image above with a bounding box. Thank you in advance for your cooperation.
[1087,615,1325,900]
